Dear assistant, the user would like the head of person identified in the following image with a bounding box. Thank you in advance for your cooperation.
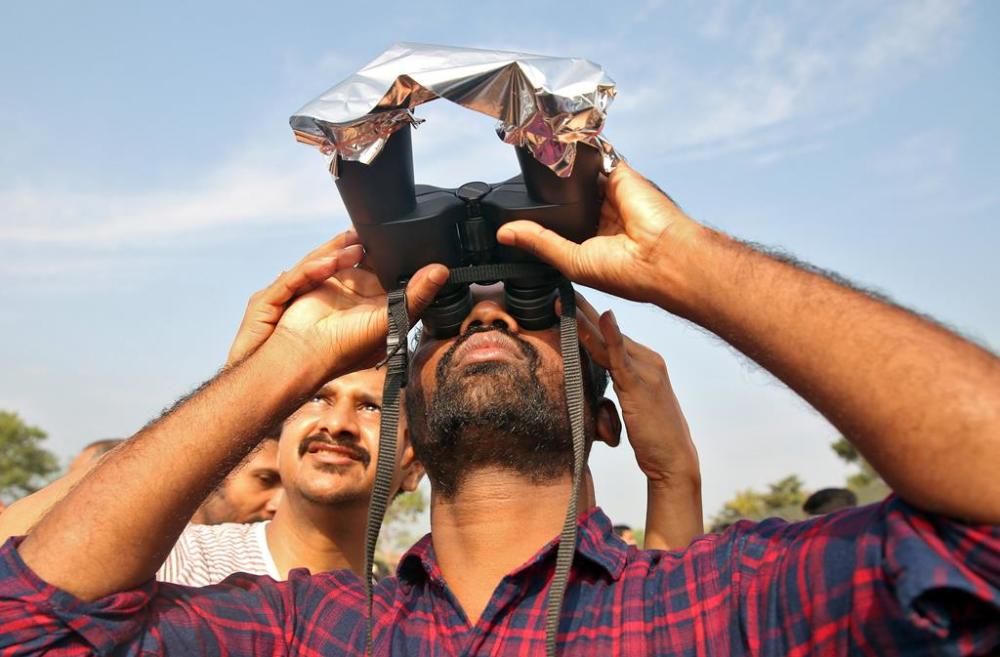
[276,367,424,510]
[612,524,637,546]
[193,438,282,525]
[405,283,620,499]
[67,438,124,476]
[802,487,858,516]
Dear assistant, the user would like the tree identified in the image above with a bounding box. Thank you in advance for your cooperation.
[709,474,808,531]
[377,488,428,565]
[0,411,59,504]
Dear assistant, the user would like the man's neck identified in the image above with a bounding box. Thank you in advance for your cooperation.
[265,496,368,578]
[429,469,575,627]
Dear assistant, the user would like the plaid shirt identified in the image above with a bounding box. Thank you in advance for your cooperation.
[0,498,997,656]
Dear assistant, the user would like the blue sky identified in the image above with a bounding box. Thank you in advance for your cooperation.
[1,1,998,525]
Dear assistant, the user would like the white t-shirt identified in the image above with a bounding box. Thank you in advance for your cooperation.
[157,521,281,586]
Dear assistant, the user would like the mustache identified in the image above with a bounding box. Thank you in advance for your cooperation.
[298,434,371,467]
[437,324,538,378]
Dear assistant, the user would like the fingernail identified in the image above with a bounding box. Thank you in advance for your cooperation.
[428,266,450,286]
[608,310,619,328]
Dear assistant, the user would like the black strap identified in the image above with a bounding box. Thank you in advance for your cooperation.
[365,288,409,656]
[446,262,555,285]
[545,280,586,657]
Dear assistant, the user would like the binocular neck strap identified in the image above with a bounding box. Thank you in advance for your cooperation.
[364,272,586,657]
[365,287,409,656]
[546,279,587,657]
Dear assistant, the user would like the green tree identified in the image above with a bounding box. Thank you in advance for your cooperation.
[377,488,428,563]
[709,474,808,531]
[0,411,59,504]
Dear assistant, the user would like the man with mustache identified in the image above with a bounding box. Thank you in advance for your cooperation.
[1,162,998,656]
[157,367,425,585]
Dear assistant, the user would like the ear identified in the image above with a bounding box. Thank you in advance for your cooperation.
[594,397,622,448]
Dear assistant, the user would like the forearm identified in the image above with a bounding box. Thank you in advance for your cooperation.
[19,332,329,600]
[643,476,703,551]
[0,471,85,543]
[662,228,1000,522]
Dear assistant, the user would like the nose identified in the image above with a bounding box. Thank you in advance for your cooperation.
[264,487,284,517]
[315,398,360,441]
[459,299,521,336]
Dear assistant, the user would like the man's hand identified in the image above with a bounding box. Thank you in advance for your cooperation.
[497,163,702,307]
[227,230,363,365]
[228,230,449,377]
[574,294,704,549]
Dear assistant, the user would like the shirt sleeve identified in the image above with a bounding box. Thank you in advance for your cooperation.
[732,496,1000,656]
[0,536,369,656]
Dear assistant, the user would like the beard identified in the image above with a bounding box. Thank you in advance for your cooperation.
[407,326,588,499]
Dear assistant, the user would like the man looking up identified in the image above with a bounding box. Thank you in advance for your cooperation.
[1,162,998,656]
[0,249,701,589]
[157,265,702,586]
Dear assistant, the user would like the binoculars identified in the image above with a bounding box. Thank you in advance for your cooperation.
[335,127,603,337]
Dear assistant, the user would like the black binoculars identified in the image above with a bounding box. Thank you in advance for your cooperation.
[335,126,603,337]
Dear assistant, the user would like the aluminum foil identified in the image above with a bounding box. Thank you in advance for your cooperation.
[290,42,620,178]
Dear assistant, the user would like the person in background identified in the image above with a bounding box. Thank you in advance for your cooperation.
[0,437,281,541]
[189,437,283,525]
[612,524,637,546]
[65,439,124,476]
[802,487,858,516]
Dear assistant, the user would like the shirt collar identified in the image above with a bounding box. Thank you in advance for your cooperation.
[397,506,628,586]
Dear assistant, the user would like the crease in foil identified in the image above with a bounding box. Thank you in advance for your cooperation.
[290,42,621,178]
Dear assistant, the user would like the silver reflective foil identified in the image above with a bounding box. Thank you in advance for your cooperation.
[290,42,620,178]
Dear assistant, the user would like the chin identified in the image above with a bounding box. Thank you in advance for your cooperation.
[300,484,369,507]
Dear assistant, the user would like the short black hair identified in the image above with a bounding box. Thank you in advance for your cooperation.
[81,439,123,457]
[802,488,858,515]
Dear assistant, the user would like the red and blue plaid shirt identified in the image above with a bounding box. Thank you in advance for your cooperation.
[1,497,998,655]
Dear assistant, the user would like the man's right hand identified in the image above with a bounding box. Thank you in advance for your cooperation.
[228,229,449,377]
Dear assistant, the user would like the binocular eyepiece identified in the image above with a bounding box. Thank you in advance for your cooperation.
[335,126,603,337]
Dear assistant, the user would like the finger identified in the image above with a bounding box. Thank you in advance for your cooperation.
[599,310,633,375]
[495,221,581,277]
[554,295,609,367]
[574,293,604,326]
[271,245,365,307]
[577,310,610,369]
[302,229,360,261]
[405,264,450,322]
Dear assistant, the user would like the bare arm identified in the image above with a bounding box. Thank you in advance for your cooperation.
[574,295,704,550]
[0,470,88,543]
[17,236,448,601]
[499,164,1000,524]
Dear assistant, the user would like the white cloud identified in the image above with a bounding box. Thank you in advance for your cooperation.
[611,1,967,161]
[0,148,342,246]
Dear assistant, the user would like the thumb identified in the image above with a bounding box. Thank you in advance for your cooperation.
[496,221,580,277]
[405,264,450,322]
